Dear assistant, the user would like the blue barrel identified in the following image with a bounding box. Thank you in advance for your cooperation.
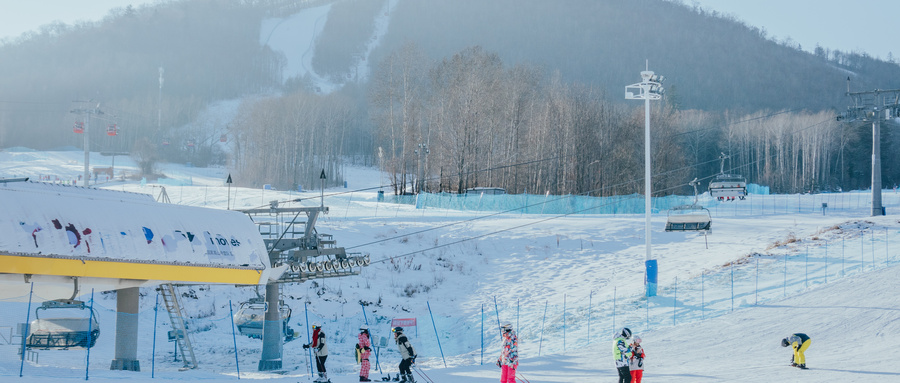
[645,259,658,297]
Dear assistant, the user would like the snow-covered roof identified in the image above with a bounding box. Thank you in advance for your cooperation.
[0,181,271,286]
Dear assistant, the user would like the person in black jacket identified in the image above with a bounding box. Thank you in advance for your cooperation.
[393,327,417,382]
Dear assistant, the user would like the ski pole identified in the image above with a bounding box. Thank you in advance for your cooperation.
[517,371,533,383]
[412,365,436,383]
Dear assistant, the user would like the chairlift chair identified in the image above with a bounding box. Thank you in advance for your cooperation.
[106,124,118,136]
[232,298,295,341]
[73,121,84,134]
[708,153,747,200]
[25,299,100,349]
[219,134,227,143]
[665,178,712,232]
[665,205,712,232]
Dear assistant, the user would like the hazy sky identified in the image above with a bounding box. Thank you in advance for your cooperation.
[689,0,900,60]
[0,0,898,61]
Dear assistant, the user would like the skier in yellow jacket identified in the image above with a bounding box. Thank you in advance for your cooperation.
[781,333,811,369]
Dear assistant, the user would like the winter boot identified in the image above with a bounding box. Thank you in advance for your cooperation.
[405,373,416,383]
[397,373,405,382]
[799,364,808,369]
[360,376,372,382]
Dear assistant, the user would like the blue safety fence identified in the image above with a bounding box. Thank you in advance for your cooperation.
[2,228,898,380]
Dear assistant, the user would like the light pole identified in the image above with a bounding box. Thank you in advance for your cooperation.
[626,63,665,297]
[158,67,164,136]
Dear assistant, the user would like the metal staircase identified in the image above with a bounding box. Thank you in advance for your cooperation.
[159,283,197,369]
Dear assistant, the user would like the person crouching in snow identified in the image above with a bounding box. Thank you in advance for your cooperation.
[629,335,645,383]
[496,323,518,383]
[357,325,372,381]
[613,327,633,383]
[781,333,811,369]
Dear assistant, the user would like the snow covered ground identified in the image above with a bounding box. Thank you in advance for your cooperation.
[2,148,900,382]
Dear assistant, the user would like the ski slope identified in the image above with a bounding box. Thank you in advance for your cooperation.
[1,148,900,383]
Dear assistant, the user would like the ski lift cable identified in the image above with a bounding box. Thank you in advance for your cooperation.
[362,116,837,262]
[672,107,806,137]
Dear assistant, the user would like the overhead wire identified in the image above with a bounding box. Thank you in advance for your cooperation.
[360,113,838,264]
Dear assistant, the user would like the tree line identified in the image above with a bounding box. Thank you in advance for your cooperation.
[365,44,891,196]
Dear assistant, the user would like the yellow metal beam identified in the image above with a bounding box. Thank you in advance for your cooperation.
[0,254,263,285]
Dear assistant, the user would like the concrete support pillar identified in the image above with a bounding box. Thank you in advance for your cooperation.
[110,287,140,371]
[258,283,283,371]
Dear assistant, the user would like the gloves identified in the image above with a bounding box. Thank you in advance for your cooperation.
[496,358,502,368]
[302,344,310,349]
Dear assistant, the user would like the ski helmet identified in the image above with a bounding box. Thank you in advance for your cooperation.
[393,326,403,334]
[312,323,321,330]
[502,323,513,332]
[360,324,369,332]
[632,335,642,345]
[781,338,790,347]
[620,327,632,339]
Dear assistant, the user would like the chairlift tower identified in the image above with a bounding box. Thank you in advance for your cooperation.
[70,102,105,187]
[240,200,369,371]
[839,78,900,216]
[626,62,665,297]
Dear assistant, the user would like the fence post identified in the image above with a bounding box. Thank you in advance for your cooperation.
[613,287,617,335]
[19,282,34,378]
[783,255,787,297]
[755,257,759,305]
[426,301,447,368]
[493,296,502,339]
[539,301,547,356]
[673,277,677,326]
[229,300,241,379]
[85,288,95,381]
[152,292,159,378]
[587,291,592,346]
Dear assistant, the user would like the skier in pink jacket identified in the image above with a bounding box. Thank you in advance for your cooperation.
[496,323,519,383]
[357,325,372,381]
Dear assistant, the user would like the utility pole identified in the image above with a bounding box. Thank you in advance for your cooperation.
[415,143,429,193]
[158,67,164,137]
[70,102,105,187]
[840,78,900,216]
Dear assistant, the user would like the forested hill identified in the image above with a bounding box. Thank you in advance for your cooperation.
[2,0,900,195]
[364,0,900,112]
